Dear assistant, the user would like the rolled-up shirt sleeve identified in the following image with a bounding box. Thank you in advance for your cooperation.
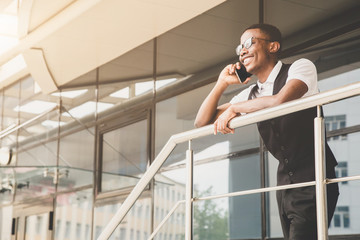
[287,58,318,96]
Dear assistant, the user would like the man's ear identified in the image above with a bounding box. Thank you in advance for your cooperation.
[269,42,280,53]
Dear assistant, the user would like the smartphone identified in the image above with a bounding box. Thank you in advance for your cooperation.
[235,64,252,83]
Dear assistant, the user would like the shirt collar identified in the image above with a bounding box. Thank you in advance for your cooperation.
[257,61,282,87]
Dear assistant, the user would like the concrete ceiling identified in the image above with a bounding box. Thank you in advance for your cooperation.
[62,0,360,88]
[0,0,226,92]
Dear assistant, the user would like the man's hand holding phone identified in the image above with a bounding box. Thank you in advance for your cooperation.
[218,62,251,87]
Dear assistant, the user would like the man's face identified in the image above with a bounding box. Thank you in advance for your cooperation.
[239,29,272,74]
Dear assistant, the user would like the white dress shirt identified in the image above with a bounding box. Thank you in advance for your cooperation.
[230,58,318,105]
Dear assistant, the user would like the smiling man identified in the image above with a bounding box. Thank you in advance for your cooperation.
[194,24,339,240]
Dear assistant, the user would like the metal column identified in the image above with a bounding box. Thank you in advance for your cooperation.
[185,140,194,240]
[314,105,328,240]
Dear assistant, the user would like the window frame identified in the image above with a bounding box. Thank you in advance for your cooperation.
[95,107,152,199]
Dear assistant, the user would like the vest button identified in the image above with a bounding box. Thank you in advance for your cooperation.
[289,171,293,176]
[284,158,289,164]
[281,146,285,150]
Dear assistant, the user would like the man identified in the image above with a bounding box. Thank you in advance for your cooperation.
[194,24,339,240]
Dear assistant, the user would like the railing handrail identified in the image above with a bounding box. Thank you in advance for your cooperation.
[97,81,360,240]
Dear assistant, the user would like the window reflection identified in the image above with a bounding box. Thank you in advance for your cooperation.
[94,195,151,240]
[55,189,93,240]
[101,119,148,193]
[24,213,49,240]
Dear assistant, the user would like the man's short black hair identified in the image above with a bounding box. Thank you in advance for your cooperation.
[245,23,282,51]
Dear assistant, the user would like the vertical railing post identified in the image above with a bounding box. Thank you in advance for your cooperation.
[185,140,194,240]
[314,105,328,240]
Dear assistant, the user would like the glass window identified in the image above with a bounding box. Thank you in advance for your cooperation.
[101,119,148,193]
[330,206,350,229]
[120,228,126,239]
[59,128,95,170]
[17,140,58,166]
[58,128,95,191]
[335,162,348,184]
[325,115,347,141]
[15,76,61,168]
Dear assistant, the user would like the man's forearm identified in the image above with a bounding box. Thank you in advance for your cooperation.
[231,95,277,114]
[194,81,229,127]
[230,79,308,115]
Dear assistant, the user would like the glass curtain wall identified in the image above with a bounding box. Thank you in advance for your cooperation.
[16,76,60,202]
[319,70,360,237]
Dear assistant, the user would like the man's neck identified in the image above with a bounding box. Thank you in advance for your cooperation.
[256,60,278,83]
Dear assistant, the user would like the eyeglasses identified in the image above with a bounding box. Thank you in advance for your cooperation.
[235,37,272,55]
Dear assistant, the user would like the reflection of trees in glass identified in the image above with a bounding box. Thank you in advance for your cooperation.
[193,187,229,240]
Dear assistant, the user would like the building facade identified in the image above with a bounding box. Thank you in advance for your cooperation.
[1,1,360,239]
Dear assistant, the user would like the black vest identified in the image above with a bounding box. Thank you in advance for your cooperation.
[249,64,337,185]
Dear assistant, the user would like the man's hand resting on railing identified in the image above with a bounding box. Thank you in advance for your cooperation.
[213,105,237,135]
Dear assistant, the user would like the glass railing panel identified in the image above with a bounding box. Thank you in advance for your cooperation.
[0,166,93,203]
[93,192,151,240]
[57,167,93,192]
[54,188,93,240]
[101,172,140,192]
[14,166,56,202]
[0,167,15,204]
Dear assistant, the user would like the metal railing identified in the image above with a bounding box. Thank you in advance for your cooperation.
[97,81,360,240]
